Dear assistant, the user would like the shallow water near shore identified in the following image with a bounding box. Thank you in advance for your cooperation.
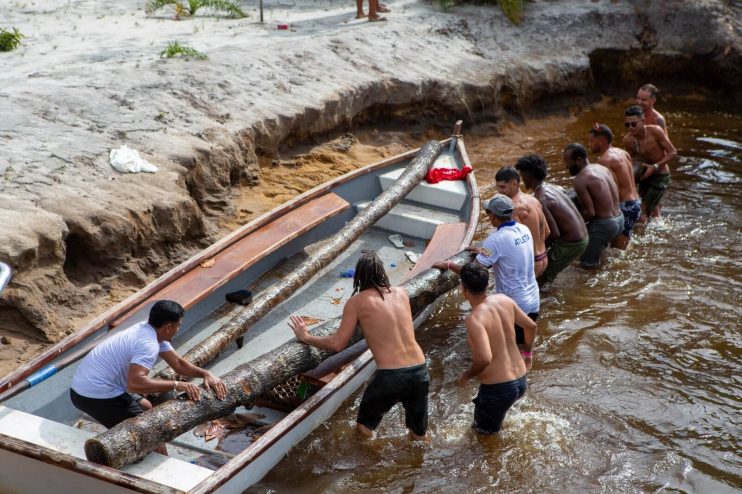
[248,97,742,493]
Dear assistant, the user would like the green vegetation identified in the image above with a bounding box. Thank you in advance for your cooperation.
[160,41,208,60]
[145,0,247,19]
[435,0,526,25]
[0,27,24,52]
[497,0,524,25]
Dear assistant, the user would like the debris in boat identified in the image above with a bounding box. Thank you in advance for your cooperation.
[403,239,416,247]
[330,297,343,305]
[200,258,216,268]
[225,289,253,305]
[388,233,405,248]
[193,412,266,442]
[405,251,420,264]
[339,268,355,278]
[300,316,323,326]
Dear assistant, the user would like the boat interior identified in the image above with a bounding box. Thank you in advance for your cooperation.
[0,140,474,491]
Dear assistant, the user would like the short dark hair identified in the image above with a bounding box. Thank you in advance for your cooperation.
[589,124,613,144]
[640,83,659,98]
[460,262,489,294]
[353,251,391,298]
[625,105,644,118]
[515,154,548,182]
[564,143,587,161]
[495,166,520,184]
[149,300,185,328]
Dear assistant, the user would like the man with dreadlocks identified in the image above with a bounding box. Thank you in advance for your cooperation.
[289,251,429,441]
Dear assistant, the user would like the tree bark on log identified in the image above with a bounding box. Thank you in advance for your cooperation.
[155,140,444,382]
[85,251,474,468]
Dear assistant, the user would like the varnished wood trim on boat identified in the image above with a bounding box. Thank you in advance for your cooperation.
[0,433,180,494]
[107,193,350,329]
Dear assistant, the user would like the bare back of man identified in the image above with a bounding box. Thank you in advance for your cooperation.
[596,147,639,203]
[536,184,587,243]
[467,294,531,385]
[573,164,621,220]
[511,191,550,277]
[352,286,425,369]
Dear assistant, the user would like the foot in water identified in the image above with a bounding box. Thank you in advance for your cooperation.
[378,3,391,13]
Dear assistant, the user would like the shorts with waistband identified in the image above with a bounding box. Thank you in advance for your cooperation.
[639,173,671,215]
[70,388,145,429]
[357,362,429,436]
[542,237,589,283]
[472,374,528,434]
[580,213,624,268]
[619,199,642,238]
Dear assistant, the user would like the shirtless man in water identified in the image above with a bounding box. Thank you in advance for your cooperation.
[290,251,428,440]
[495,166,551,277]
[622,105,677,222]
[447,262,536,434]
[563,143,623,268]
[515,154,588,285]
[636,83,668,133]
[589,124,640,249]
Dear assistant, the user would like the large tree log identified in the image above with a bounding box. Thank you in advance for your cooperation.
[85,251,474,468]
[155,140,444,382]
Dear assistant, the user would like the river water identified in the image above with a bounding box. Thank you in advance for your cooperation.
[248,97,741,493]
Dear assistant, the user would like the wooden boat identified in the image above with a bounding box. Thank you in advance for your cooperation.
[0,122,479,493]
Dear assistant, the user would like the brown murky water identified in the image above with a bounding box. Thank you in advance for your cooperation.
[248,96,742,493]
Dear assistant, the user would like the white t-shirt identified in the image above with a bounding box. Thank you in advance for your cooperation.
[475,221,540,314]
[71,321,173,399]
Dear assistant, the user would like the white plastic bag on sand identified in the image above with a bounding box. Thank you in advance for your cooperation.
[109,145,158,173]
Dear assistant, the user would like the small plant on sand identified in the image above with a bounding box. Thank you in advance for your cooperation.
[0,27,25,52]
[497,0,524,25]
[160,41,208,60]
[438,0,454,11]
[145,0,247,19]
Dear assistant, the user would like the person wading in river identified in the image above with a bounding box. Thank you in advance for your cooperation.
[622,105,678,223]
[495,166,551,277]
[563,143,624,269]
[443,262,536,434]
[515,154,588,285]
[70,300,227,455]
[589,124,641,250]
[636,83,668,134]
[289,251,429,441]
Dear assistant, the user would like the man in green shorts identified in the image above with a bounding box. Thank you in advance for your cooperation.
[515,155,588,285]
[621,105,677,222]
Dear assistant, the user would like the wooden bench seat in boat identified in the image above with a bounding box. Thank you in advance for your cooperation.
[0,405,212,491]
[109,192,350,328]
[378,158,468,211]
[300,222,467,388]
[354,200,461,240]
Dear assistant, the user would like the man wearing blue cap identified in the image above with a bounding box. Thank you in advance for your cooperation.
[436,193,539,361]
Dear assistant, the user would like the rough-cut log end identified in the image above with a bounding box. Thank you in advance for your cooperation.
[84,438,114,467]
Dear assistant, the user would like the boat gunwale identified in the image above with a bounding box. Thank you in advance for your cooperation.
[0,138,450,395]
[188,128,479,494]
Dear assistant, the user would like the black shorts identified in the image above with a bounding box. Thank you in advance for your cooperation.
[473,374,527,434]
[70,388,145,429]
[357,362,429,437]
[514,312,539,345]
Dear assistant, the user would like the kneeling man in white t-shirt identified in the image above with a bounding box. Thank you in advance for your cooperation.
[70,300,227,454]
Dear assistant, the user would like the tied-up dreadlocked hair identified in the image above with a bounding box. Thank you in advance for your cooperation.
[352,251,391,299]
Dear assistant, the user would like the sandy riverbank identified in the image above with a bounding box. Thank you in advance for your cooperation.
[0,0,739,373]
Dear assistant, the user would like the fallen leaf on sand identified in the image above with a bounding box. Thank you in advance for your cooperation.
[200,258,216,268]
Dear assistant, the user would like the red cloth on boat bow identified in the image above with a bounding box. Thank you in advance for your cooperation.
[425,166,473,184]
